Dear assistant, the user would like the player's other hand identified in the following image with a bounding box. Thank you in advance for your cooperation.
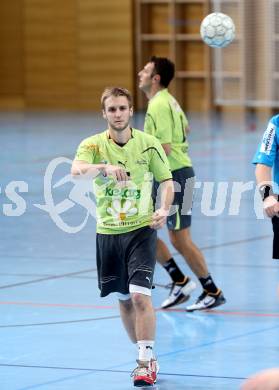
[241,368,279,390]
[103,164,129,183]
[150,208,168,230]
[263,196,279,218]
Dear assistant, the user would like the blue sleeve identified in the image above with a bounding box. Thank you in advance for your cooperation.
[252,116,279,167]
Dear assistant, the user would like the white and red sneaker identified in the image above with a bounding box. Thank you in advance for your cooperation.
[131,358,159,387]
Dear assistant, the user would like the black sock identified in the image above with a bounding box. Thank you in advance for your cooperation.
[163,258,186,284]
[199,275,218,294]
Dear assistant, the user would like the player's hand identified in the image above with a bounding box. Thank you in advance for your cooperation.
[241,368,279,390]
[150,208,168,230]
[103,165,129,183]
[263,196,279,218]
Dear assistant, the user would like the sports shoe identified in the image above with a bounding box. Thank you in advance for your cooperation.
[186,289,226,312]
[131,358,159,387]
[161,278,196,309]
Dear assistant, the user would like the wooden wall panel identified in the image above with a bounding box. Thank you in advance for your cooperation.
[178,42,205,72]
[141,42,171,64]
[24,0,77,109]
[77,0,133,110]
[0,0,134,110]
[0,0,24,108]
[176,3,204,34]
[182,79,207,111]
[141,4,170,34]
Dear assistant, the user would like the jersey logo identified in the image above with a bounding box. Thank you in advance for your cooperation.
[260,122,276,155]
[118,160,130,176]
[105,187,140,199]
[107,199,137,221]
[83,143,99,152]
[118,160,127,168]
[136,159,148,165]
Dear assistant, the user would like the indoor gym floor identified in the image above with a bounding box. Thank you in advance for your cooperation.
[0,111,278,390]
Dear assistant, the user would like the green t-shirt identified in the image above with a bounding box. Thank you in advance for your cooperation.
[75,128,172,234]
[144,88,192,171]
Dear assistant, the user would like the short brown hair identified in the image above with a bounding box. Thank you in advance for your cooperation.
[101,87,133,109]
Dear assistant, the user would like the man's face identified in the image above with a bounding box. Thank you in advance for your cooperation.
[103,96,133,132]
[138,62,155,92]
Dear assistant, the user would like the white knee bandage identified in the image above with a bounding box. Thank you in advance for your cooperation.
[129,284,151,296]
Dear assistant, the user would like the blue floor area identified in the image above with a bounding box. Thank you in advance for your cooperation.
[0,111,279,389]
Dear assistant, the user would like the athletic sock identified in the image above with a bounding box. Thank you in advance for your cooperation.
[199,274,218,294]
[163,257,186,283]
[137,340,154,362]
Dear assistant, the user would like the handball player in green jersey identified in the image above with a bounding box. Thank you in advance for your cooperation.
[139,56,226,311]
[72,87,174,387]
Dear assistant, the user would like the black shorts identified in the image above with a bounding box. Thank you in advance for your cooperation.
[153,166,195,231]
[96,226,157,297]
[272,216,279,259]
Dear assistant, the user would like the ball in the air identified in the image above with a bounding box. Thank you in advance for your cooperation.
[200,12,235,48]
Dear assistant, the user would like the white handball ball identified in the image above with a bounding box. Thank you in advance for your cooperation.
[200,12,235,48]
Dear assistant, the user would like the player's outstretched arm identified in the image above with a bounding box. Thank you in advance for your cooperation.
[71,160,106,177]
[71,160,129,182]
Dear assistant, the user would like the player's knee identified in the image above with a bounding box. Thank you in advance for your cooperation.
[119,297,133,311]
[170,230,191,250]
[131,292,150,310]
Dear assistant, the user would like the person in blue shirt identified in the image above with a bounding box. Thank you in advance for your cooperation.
[253,115,279,259]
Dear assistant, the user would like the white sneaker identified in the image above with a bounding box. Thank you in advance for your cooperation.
[186,290,226,312]
[161,279,196,309]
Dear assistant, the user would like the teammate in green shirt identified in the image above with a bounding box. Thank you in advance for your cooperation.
[138,56,226,311]
[71,87,173,387]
